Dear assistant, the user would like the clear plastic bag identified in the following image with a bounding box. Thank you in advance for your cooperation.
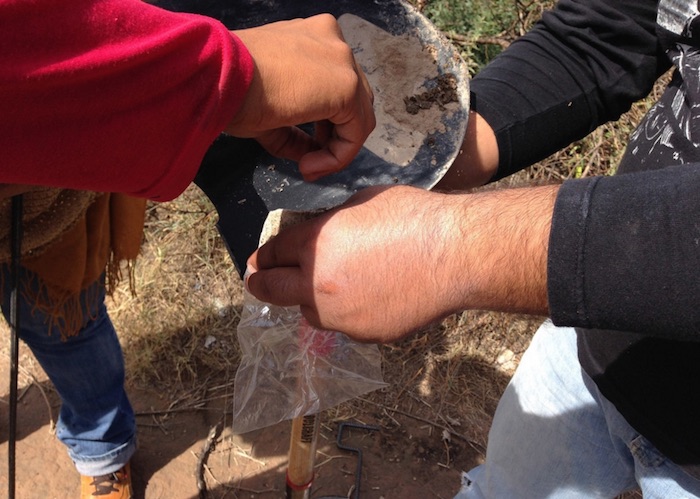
[232,291,387,434]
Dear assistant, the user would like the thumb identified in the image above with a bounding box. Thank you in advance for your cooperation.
[245,265,310,308]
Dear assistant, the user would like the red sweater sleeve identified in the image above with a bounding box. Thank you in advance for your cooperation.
[0,0,253,201]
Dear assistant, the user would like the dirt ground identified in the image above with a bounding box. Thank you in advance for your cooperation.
[0,337,491,499]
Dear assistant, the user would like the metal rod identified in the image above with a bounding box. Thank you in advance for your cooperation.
[336,422,380,499]
[8,194,23,499]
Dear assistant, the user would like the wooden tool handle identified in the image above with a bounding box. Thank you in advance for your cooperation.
[286,413,320,499]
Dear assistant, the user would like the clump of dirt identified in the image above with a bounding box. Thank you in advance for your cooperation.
[338,13,460,166]
[404,73,459,114]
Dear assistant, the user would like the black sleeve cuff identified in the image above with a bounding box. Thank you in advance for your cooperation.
[548,167,700,339]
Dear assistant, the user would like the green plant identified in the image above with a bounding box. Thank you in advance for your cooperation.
[417,0,553,74]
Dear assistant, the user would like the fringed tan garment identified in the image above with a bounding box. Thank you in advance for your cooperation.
[0,188,147,338]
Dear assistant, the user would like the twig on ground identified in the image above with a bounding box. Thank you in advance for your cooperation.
[18,384,31,402]
[442,430,452,467]
[314,453,350,470]
[196,419,224,498]
[381,408,401,427]
[358,397,486,454]
[133,422,164,428]
[201,461,280,496]
[133,383,233,419]
[21,368,57,433]
[134,405,215,417]
[150,414,169,435]
[232,448,266,466]
[447,32,511,49]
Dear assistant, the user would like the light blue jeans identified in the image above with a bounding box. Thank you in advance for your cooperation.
[1,266,136,476]
[455,321,700,499]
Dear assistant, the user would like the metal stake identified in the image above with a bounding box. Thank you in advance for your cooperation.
[8,194,23,499]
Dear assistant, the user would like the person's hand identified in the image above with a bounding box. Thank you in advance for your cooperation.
[228,14,375,181]
[246,184,557,343]
[247,186,459,342]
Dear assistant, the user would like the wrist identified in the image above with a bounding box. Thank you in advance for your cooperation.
[435,110,499,191]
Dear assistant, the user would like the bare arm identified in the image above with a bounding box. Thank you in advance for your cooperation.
[434,110,499,190]
[246,183,557,343]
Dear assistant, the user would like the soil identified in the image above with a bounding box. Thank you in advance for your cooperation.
[403,74,459,115]
[0,340,483,499]
[337,13,460,167]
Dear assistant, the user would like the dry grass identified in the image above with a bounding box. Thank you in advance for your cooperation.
[108,187,245,389]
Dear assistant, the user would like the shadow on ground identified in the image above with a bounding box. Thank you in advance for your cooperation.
[0,311,502,499]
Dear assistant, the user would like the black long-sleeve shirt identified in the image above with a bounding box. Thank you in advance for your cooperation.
[471,0,700,472]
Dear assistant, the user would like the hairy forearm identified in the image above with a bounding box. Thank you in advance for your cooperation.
[445,184,557,317]
[248,183,558,342]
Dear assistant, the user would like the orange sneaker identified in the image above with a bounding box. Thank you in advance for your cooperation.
[80,462,133,498]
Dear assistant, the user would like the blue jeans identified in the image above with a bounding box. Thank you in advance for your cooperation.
[2,266,136,476]
[455,321,700,499]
